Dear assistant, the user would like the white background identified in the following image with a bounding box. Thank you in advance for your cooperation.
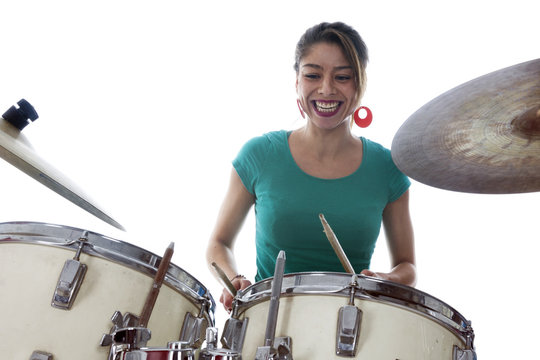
[1,1,539,358]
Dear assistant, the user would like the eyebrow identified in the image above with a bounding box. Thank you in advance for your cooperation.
[302,64,353,71]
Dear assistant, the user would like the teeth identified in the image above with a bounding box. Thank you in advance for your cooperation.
[315,101,340,112]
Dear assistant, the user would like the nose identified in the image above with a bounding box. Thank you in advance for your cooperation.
[318,76,336,95]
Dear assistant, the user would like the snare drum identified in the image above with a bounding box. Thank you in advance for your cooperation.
[223,272,475,360]
[0,222,215,359]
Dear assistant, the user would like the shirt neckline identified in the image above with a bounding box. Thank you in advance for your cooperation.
[283,130,366,181]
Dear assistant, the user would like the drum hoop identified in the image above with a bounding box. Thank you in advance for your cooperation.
[235,272,472,342]
[0,221,216,319]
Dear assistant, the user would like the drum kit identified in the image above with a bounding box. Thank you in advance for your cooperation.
[1,57,539,359]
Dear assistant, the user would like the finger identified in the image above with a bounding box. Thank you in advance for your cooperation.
[360,269,375,277]
[223,296,233,313]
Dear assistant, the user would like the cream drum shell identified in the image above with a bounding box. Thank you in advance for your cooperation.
[0,222,214,360]
[232,273,472,360]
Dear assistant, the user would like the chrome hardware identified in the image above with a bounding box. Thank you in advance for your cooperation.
[101,311,140,346]
[255,251,292,360]
[179,311,208,348]
[199,348,241,360]
[51,259,87,309]
[101,311,142,360]
[106,327,152,360]
[453,345,477,360]
[275,337,293,360]
[120,351,147,360]
[465,320,476,351]
[336,275,362,357]
[199,328,241,360]
[111,342,195,360]
[253,339,292,360]
[220,316,248,351]
[113,327,152,349]
[220,288,249,352]
[255,346,273,360]
[166,342,196,360]
[168,341,189,350]
[179,292,216,348]
[29,351,53,360]
[51,231,89,310]
[336,305,362,356]
[263,251,286,346]
[453,320,477,360]
[206,327,219,350]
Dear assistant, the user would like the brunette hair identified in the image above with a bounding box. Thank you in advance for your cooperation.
[294,22,368,105]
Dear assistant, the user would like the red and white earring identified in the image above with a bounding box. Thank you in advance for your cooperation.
[353,106,373,128]
[297,99,305,119]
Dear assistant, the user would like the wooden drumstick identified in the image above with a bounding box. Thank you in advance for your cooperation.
[211,262,238,296]
[139,242,174,328]
[319,214,356,274]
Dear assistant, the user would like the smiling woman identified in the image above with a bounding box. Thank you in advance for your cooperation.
[206,22,416,314]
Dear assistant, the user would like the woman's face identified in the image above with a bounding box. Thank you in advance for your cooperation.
[296,42,357,130]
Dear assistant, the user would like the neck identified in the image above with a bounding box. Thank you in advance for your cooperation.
[297,119,357,159]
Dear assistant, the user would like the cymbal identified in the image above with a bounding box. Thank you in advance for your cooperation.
[0,100,125,230]
[392,58,540,194]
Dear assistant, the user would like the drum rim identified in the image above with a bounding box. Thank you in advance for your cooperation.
[235,271,473,342]
[0,221,216,318]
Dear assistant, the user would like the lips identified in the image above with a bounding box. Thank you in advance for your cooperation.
[312,100,342,117]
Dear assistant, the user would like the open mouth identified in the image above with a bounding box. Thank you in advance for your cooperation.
[312,100,342,116]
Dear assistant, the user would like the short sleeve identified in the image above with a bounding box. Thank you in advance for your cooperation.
[387,152,411,202]
[232,135,270,195]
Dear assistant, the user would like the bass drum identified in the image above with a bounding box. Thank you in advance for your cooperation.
[0,222,215,359]
[225,272,475,360]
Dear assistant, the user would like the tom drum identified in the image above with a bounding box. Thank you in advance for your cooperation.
[222,272,476,360]
[0,222,215,359]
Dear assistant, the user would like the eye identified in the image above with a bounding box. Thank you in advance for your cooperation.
[304,73,320,80]
[335,74,352,82]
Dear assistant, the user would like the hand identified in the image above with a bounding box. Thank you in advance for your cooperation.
[219,277,252,313]
[360,261,417,287]
[360,269,390,281]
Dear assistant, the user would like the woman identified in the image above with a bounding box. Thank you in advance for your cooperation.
[206,22,416,312]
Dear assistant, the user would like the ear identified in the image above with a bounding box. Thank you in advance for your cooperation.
[295,76,299,93]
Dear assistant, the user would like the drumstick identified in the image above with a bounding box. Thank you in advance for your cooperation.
[319,214,356,274]
[139,242,174,328]
[211,262,238,296]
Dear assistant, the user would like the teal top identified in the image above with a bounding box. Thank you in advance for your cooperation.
[233,130,410,281]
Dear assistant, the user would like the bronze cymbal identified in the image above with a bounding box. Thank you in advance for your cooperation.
[0,101,125,230]
[391,58,540,194]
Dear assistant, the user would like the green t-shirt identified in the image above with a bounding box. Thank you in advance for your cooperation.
[233,130,410,281]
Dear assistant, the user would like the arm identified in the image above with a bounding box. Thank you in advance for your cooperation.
[206,168,255,310]
[361,190,417,287]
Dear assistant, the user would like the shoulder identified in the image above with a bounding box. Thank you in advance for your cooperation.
[238,130,288,155]
[233,130,288,194]
[361,137,407,177]
[234,130,288,167]
[361,137,392,161]
[244,130,287,146]
[361,138,411,200]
